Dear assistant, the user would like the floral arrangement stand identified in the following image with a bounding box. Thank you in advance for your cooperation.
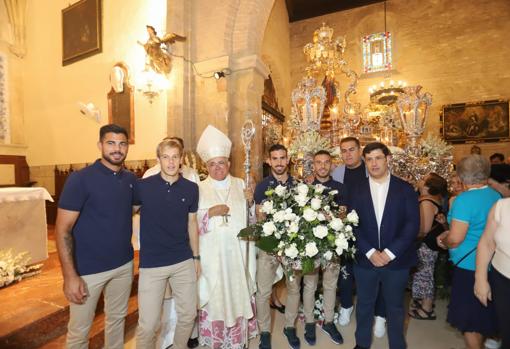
[239,182,358,278]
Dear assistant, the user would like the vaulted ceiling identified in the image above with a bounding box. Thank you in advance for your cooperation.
[286,0,385,22]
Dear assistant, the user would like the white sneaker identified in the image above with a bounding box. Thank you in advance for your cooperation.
[484,339,501,349]
[373,316,386,338]
[337,306,353,326]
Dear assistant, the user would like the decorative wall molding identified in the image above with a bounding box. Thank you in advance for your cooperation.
[4,0,27,58]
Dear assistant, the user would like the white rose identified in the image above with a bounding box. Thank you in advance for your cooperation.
[345,225,353,233]
[273,210,286,223]
[274,232,281,239]
[295,194,309,207]
[285,244,299,259]
[335,246,345,256]
[335,235,349,250]
[324,250,333,261]
[297,183,309,196]
[288,221,299,234]
[274,185,287,197]
[314,183,325,194]
[284,210,296,221]
[305,242,319,257]
[311,197,322,210]
[329,217,344,231]
[346,210,359,224]
[328,189,339,196]
[303,208,318,222]
[324,205,331,212]
[317,213,326,221]
[261,200,273,214]
[313,225,329,239]
[262,221,276,236]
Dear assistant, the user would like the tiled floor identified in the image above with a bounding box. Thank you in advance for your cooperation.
[125,297,466,349]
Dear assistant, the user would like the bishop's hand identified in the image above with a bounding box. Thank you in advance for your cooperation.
[208,204,230,218]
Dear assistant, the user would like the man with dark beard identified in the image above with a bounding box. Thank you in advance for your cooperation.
[55,124,137,348]
[254,144,301,349]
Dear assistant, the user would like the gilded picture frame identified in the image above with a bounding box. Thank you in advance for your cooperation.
[442,100,510,143]
[62,0,102,66]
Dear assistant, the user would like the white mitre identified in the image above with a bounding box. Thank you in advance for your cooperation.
[196,125,232,162]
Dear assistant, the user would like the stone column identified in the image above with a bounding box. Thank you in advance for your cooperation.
[228,55,269,180]
[166,0,194,151]
[194,54,269,179]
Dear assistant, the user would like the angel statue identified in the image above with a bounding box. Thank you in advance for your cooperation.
[138,25,186,75]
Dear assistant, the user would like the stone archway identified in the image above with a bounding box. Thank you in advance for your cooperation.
[224,0,276,179]
[180,0,277,179]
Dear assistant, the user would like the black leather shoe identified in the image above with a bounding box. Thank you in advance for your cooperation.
[353,345,369,349]
[187,337,199,348]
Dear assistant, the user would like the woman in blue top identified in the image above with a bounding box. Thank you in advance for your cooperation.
[437,154,500,349]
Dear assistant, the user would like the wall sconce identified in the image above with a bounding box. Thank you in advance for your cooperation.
[136,66,170,103]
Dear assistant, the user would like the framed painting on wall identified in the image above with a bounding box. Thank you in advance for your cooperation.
[442,100,510,143]
[62,0,102,66]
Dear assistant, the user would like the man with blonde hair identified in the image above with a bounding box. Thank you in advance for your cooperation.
[135,139,200,349]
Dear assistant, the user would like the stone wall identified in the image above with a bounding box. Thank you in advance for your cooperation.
[261,0,291,118]
[290,0,510,162]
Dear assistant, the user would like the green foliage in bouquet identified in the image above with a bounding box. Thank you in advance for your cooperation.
[239,182,358,276]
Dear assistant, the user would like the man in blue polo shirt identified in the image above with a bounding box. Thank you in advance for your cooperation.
[56,124,136,349]
[135,139,200,349]
[302,150,345,346]
[254,144,301,349]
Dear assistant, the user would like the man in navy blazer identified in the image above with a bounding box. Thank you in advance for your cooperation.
[347,142,419,349]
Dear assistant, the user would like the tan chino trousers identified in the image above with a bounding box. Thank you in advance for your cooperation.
[255,251,302,331]
[303,264,340,323]
[66,260,134,349]
[136,259,197,349]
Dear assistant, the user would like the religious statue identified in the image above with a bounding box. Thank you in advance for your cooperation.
[138,25,186,75]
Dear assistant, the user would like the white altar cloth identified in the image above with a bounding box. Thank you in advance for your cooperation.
[0,187,53,264]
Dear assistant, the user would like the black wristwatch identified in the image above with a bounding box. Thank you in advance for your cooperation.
[192,255,201,261]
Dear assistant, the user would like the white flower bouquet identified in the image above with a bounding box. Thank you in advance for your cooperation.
[239,182,357,276]
[0,249,43,288]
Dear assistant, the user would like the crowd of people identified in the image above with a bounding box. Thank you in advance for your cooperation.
[55,123,510,349]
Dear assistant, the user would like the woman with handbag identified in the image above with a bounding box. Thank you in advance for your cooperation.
[409,173,448,320]
[437,155,501,349]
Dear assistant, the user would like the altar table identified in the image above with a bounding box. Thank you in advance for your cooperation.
[0,187,53,264]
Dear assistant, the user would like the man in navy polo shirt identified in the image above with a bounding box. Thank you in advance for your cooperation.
[254,144,301,349]
[302,150,345,346]
[135,139,200,349]
[56,124,136,349]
